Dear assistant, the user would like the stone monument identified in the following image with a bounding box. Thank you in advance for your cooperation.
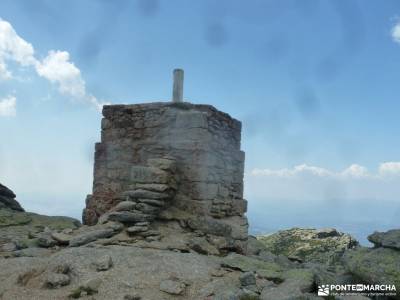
[83,69,248,252]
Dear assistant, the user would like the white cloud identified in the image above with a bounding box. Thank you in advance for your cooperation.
[341,164,370,178]
[0,21,35,65]
[392,21,400,44]
[251,163,372,179]
[251,164,334,178]
[36,50,86,98]
[379,162,400,176]
[246,163,400,203]
[0,18,106,111]
[0,95,16,117]
[0,60,11,79]
[0,18,36,79]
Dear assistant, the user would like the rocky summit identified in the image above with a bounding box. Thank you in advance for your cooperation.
[0,182,399,299]
[1,99,399,299]
[257,227,359,264]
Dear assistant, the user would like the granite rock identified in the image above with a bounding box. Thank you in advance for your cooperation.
[368,229,400,250]
[0,183,24,211]
[257,228,358,264]
[159,279,186,295]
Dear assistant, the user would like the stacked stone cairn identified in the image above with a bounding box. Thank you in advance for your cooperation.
[98,157,177,239]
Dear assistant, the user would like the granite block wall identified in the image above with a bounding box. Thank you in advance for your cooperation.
[83,102,247,242]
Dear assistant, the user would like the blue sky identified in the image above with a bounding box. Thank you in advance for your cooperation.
[0,1,399,237]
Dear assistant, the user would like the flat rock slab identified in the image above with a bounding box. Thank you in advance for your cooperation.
[221,253,284,281]
[123,189,169,200]
[0,245,222,300]
[69,228,115,247]
[108,211,154,224]
[51,232,72,245]
[126,226,149,234]
[131,183,171,193]
[114,201,137,212]
[137,198,165,207]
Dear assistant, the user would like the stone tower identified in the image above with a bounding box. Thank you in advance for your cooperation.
[83,70,248,252]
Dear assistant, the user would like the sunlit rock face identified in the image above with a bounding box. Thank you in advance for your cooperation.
[83,102,247,251]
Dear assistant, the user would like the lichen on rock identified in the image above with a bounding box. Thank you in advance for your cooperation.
[257,227,358,264]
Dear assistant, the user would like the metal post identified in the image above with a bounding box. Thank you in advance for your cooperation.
[172,69,184,102]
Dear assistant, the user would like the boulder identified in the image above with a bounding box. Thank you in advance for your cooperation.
[51,232,71,245]
[303,262,352,287]
[0,183,24,211]
[50,263,70,274]
[82,277,102,294]
[257,228,358,264]
[37,232,57,248]
[188,237,220,256]
[0,183,15,198]
[246,235,268,256]
[368,229,400,250]
[103,221,124,232]
[238,289,260,300]
[68,277,103,298]
[1,242,18,252]
[44,273,70,288]
[239,271,256,286]
[343,246,400,298]
[96,254,113,271]
[260,269,315,300]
